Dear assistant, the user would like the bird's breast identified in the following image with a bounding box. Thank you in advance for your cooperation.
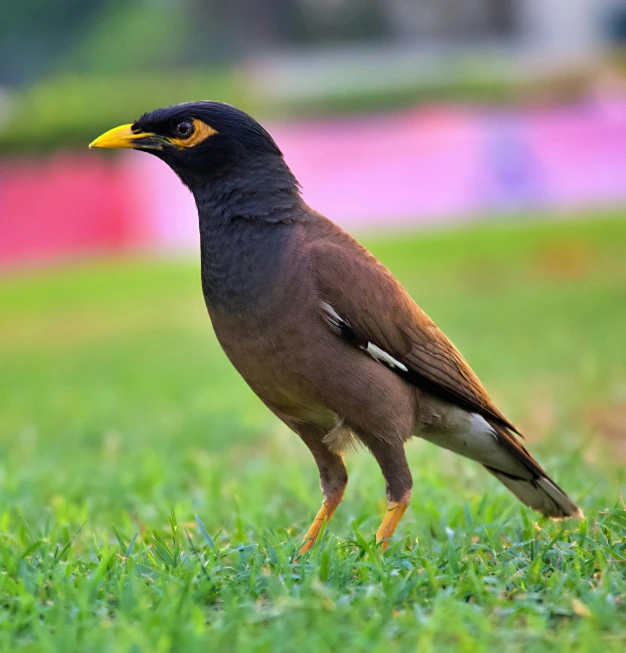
[206,271,330,415]
[199,219,297,313]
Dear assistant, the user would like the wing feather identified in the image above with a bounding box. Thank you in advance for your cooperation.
[310,238,521,435]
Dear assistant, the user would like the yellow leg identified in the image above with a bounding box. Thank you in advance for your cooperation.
[375,492,411,551]
[299,493,343,555]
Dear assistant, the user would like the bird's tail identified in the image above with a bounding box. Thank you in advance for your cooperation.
[483,420,583,520]
[420,413,583,519]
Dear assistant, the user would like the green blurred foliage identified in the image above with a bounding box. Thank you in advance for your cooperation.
[0,0,107,85]
[0,0,400,86]
[58,0,192,75]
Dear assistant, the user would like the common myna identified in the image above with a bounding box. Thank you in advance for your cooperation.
[90,102,582,553]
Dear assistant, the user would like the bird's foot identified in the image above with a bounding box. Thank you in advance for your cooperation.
[375,492,411,551]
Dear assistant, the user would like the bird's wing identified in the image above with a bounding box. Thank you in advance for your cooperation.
[310,238,520,435]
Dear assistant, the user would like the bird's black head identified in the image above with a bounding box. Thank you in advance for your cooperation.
[90,101,286,190]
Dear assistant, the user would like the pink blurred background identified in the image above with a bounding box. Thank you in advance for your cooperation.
[3,98,626,267]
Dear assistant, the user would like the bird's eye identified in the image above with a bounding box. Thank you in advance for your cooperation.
[174,120,194,139]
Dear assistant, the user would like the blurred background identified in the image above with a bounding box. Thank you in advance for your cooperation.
[2,0,626,264]
[1,4,626,645]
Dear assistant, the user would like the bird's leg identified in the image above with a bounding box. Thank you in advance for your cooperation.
[299,486,345,555]
[363,435,413,550]
[296,428,348,555]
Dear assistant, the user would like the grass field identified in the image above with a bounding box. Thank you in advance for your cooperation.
[1,214,625,651]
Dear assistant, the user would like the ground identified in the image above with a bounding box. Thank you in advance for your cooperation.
[0,213,625,652]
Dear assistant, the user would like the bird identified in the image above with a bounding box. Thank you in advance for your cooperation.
[90,101,583,553]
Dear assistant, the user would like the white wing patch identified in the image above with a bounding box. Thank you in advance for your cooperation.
[321,301,408,372]
[366,342,408,371]
[320,301,344,329]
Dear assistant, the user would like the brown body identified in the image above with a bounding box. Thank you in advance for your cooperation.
[90,101,583,553]
[211,217,418,438]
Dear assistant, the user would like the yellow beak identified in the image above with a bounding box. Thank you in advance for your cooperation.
[89,124,163,150]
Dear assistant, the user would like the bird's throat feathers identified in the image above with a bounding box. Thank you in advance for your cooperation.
[194,155,304,313]
[192,154,302,225]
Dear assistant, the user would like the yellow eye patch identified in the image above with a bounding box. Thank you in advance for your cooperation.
[169,118,218,148]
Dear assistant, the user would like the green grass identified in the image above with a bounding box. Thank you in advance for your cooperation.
[1,213,625,651]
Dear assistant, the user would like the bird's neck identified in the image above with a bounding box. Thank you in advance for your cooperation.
[193,156,304,314]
